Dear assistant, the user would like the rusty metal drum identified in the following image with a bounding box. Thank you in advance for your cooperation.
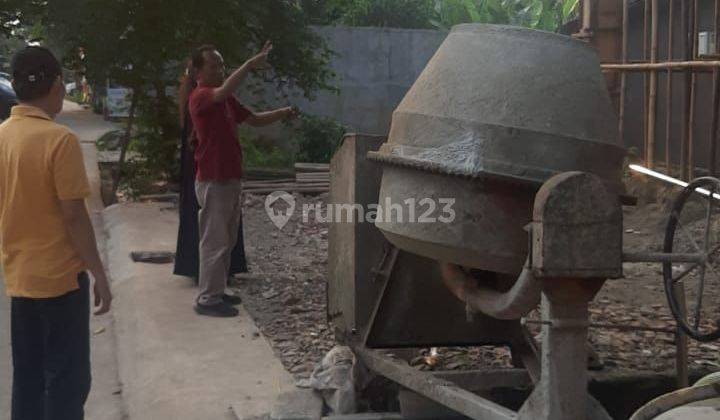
[369,24,626,275]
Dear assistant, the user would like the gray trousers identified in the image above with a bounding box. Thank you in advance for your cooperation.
[195,180,243,305]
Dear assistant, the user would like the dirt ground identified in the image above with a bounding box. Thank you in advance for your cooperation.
[232,177,720,382]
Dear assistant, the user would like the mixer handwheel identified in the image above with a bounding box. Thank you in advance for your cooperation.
[663,177,720,342]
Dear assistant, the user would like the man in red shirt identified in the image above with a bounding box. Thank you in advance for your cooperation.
[189,43,296,317]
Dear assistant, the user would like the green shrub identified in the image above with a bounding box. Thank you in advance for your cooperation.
[65,90,84,105]
[117,157,155,199]
[127,129,180,182]
[240,130,295,169]
[292,114,346,164]
[96,129,124,151]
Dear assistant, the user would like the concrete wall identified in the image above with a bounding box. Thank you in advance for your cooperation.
[245,26,447,139]
[299,26,447,135]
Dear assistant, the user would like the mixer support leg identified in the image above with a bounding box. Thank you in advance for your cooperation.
[517,278,610,420]
[509,326,541,384]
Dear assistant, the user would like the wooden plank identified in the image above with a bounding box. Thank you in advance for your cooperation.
[666,0,674,172]
[643,0,650,164]
[297,172,330,176]
[297,178,330,183]
[712,0,720,175]
[244,187,329,195]
[244,182,329,190]
[622,252,705,263]
[619,0,629,144]
[689,0,699,179]
[295,162,330,172]
[647,0,659,168]
[296,172,330,176]
[137,193,179,202]
[242,179,296,187]
[355,348,516,420]
[681,0,691,180]
[602,60,720,71]
[243,167,295,180]
[298,178,330,182]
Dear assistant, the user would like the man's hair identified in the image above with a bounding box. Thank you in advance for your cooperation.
[11,46,63,101]
[191,44,217,71]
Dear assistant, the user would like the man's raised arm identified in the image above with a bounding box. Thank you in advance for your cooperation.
[212,41,272,103]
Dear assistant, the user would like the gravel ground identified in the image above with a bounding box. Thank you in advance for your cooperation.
[232,189,720,382]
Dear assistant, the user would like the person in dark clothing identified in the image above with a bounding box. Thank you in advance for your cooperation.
[173,62,248,281]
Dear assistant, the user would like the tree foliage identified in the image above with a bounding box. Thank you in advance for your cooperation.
[305,0,436,29]
[304,0,580,32]
[0,0,336,193]
[292,114,347,163]
[0,0,583,194]
[0,0,46,39]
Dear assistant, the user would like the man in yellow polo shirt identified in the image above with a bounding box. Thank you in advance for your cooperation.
[0,46,112,420]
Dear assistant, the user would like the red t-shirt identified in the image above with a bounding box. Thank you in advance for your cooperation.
[188,87,251,181]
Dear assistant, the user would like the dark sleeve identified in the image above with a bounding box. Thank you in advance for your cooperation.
[230,97,252,124]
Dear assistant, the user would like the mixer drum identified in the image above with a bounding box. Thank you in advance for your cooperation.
[369,24,626,275]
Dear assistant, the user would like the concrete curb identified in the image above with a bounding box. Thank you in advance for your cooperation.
[103,202,294,419]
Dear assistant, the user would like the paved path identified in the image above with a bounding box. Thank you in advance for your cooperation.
[1,101,292,419]
[104,202,294,419]
[0,101,125,420]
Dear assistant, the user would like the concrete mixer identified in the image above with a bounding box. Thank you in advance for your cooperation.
[328,24,720,420]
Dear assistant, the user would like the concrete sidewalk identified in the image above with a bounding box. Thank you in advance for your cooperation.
[104,202,294,419]
[1,101,290,419]
[60,103,126,420]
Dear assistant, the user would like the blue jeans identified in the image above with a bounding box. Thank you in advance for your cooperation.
[11,273,91,420]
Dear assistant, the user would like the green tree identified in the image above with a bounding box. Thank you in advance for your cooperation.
[1,0,335,197]
[429,0,582,32]
[304,0,580,32]
[313,0,436,29]
[0,0,44,39]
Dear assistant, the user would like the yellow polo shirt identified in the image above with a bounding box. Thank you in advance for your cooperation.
[0,105,90,298]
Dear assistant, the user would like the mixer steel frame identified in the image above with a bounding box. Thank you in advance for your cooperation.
[329,135,718,420]
[350,171,619,420]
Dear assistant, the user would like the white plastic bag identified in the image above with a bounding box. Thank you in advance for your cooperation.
[297,346,358,414]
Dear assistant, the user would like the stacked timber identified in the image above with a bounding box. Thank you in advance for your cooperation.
[294,162,329,190]
[243,167,295,181]
[242,162,330,195]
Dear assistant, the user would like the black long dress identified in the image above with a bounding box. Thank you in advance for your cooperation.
[173,113,248,280]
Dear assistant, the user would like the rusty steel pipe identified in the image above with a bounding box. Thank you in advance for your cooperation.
[711,0,720,175]
[681,0,691,179]
[619,0,629,144]
[666,0,674,172]
[603,60,720,71]
[440,260,541,320]
[647,0,659,168]
[630,383,720,420]
[642,0,651,163]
